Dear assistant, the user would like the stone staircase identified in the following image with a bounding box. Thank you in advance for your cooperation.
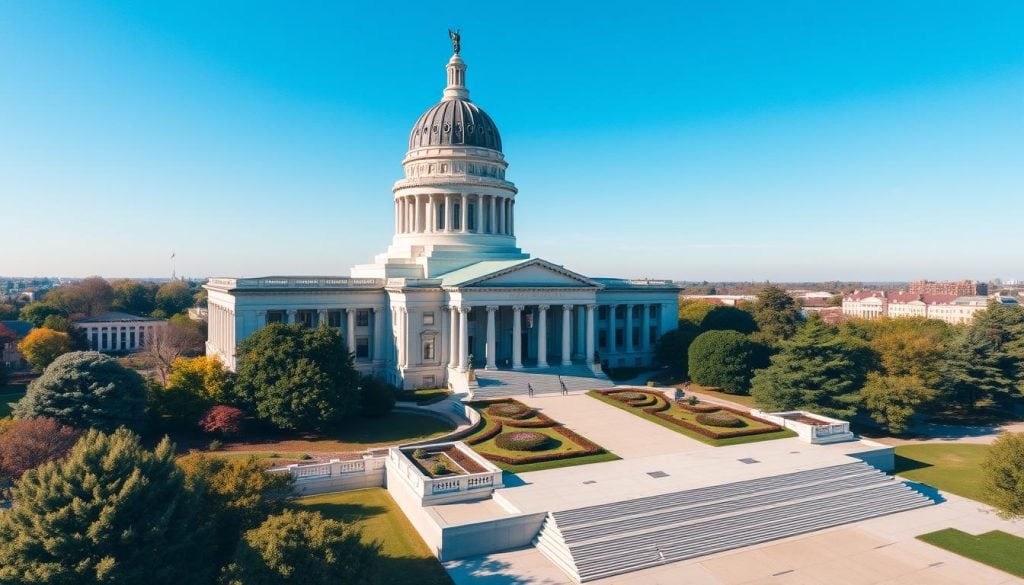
[532,461,933,582]
[472,365,614,398]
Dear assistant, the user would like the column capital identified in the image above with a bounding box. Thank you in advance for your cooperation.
[586,303,597,310]
[538,304,550,311]
[512,304,524,312]
[485,305,499,312]
[459,306,472,314]
[626,303,634,309]
[562,304,573,311]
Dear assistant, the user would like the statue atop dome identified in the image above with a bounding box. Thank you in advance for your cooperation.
[448,29,461,55]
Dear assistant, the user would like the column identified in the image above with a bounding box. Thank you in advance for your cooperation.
[512,305,523,369]
[641,304,651,351]
[491,196,499,233]
[476,195,484,233]
[317,309,328,327]
[485,306,497,370]
[424,195,433,233]
[460,193,469,233]
[444,194,453,233]
[561,304,572,366]
[586,304,596,364]
[286,309,297,325]
[373,307,384,363]
[458,306,470,372]
[625,303,634,353]
[397,307,406,367]
[510,200,515,236]
[537,305,549,367]
[347,309,356,355]
[607,304,617,354]
[497,197,505,234]
[575,306,585,359]
[394,200,400,234]
[448,306,458,368]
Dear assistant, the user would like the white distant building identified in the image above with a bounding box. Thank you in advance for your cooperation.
[842,291,1018,324]
[205,45,680,391]
[74,312,166,352]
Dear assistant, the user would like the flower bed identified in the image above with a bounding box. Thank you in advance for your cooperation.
[485,402,535,419]
[676,401,721,413]
[494,431,550,451]
[695,412,744,428]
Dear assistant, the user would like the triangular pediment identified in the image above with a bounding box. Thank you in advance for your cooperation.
[444,258,601,289]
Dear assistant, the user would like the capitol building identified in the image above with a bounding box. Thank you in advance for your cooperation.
[205,43,679,392]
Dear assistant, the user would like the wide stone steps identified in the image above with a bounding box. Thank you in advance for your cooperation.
[532,462,933,582]
[472,366,613,398]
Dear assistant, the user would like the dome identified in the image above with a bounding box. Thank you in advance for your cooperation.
[408,99,502,151]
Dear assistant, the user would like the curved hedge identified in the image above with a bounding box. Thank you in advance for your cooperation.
[695,412,745,428]
[494,431,550,451]
[485,402,534,419]
[608,391,647,402]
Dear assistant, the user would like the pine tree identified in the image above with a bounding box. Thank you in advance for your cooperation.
[0,429,212,585]
[750,317,866,417]
[938,327,1012,411]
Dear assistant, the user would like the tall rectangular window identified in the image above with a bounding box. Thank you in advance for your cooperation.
[453,203,461,230]
[328,311,342,327]
[356,309,370,327]
[423,338,435,361]
[356,337,370,359]
[267,311,285,323]
[467,203,476,230]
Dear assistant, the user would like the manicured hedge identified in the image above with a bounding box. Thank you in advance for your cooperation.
[695,412,744,428]
[494,431,550,451]
[676,401,720,413]
[465,419,503,445]
[608,391,647,402]
[485,402,535,419]
[501,412,557,428]
[651,411,780,439]
[594,389,782,439]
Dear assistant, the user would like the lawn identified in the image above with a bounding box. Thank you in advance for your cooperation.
[395,388,451,406]
[0,383,27,419]
[297,488,452,585]
[682,384,758,408]
[463,399,620,473]
[588,390,796,447]
[917,528,1024,578]
[893,443,991,504]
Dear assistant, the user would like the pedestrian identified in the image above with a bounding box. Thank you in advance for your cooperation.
[527,383,534,397]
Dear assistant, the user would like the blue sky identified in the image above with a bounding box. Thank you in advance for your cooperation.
[1,1,1021,281]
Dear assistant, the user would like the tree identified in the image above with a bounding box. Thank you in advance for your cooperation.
[235,324,360,431]
[687,330,766,394]
[18,302,63,327]
[750,286,803,345]
[41,314,90,350]
[863,317,950,389]
[750,317,866,418]
[654,324,700,377]
[200,405,246,436]
[43,276,114,317]
[678,299,716,329]
[860,374,935,434]
[141,319,207,384]
[700,306,758,334]
[16,327,72,371]
[151,356,234,428]
[177,453,293,569]
[982,432,1024,519]
[14,351,148,432]
[155,280,195,316]
[0,429,212,585]
[222,509,377,585]
[111,279,158,315]
[971,301,1024,396]
[0,417,81,482]
[0,303,18,320]
[938,327,1013,411]
[358,375,395,417]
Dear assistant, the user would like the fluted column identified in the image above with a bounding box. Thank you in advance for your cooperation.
[512,305,523,369]
[497,196,505,234]
[641,304,651,351]
[489,196,496,234]
[586,304,596,364]
[458,306,470,372]
[607,304,617,354]
[373,307,384,363]
[460,193,468,233]
[625,303,634,353]
[574,306,585,359]
[347,309,356,355]
[537,305,549,368]
[444,194,453,233]
[448,306,458,368]
[286,309,297,325]
[476,195,484,233]
[561,304,573,366]
[510,200,515,236]
[317,309,328,327]
[485,306,497,370]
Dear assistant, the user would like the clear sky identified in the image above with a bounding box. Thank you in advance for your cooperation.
[1,1,1021,282]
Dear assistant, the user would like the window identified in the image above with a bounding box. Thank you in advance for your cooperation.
[468,203,476,231]
[437,203,446,230]
[138,329,145,348]
[423,337,435,361]
[598,330,607,349]
[599,306,608,320]
[616,306,625,318]
[453,203,461,230]
[615,329,623,346]
[296,310,315,327]
[120,329,127,347]
[467,309,476,322]
[356,309,370,327]
[423,312,435,326]
[356,337,370,359]
[101,332,108,350]
[267,311,285,324]
[129,331,136,348]
[328,311,342,327]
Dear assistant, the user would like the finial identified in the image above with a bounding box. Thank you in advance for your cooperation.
[448,29,461,55]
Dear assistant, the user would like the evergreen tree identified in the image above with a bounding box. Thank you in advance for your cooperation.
[699,306,758,334]
[938,327,1012,411]
[14,351,148,432]
[860,374,935,434]
[0,429,212,585]
[750,317,865,417]
[971,301,1024,398]
[687,330,766,394]
[750,286,803,345]
[982,432,1024,519]
[234,324,359,431]
[654,324,699,377]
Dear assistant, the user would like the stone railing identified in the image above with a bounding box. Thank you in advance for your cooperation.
[386,441,503,505]
[206,277,385,290]
[750,410,855,445]
[273,452,388,495]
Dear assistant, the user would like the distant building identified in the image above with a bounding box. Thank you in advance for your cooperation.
[907,280,987,296]
[73,312,166,352]
[842,291,1017,324]
[1,320,34,368]
[680,295,756,307]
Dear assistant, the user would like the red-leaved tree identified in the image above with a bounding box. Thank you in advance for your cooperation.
[199,405,244,436]
[0,417,82,481]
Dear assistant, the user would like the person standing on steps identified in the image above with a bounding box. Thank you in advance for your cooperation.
[527,383,534,397]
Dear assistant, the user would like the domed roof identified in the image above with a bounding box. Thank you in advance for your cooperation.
[408,99,502,151]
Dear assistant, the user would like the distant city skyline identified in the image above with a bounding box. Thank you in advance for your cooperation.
[2,2,1022,281]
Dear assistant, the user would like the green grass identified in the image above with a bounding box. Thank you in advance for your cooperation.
[893,443,991,504]
[297,488,452,585]
[917,529,1024,578]
[682,385,758,408]
[0,384,27,419]
[588,390,796,447]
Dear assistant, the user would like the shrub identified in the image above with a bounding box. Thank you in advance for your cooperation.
[501,412,557,428]
[495,431,550,451]
[485,402,534,419]
[465,419,502,445]
[431,461,449,475]
[695,412,745,428]
[608,391,647,402]
[688,330,766,394]
[208,439,223,452]
[677,401,720,413]
[299,453,312,461]
[0,417,81,482]
[647,380,657,387]
[199,404,245,436]
[16,327,72,371]
[688,395,699,406]
[358,375,396,417]
[413,448,427,459]
[982,432,1024,519]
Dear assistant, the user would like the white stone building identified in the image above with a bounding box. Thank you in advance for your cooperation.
[841,291,1018,325]
[74,311,166,352]
[206,46,680,391]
